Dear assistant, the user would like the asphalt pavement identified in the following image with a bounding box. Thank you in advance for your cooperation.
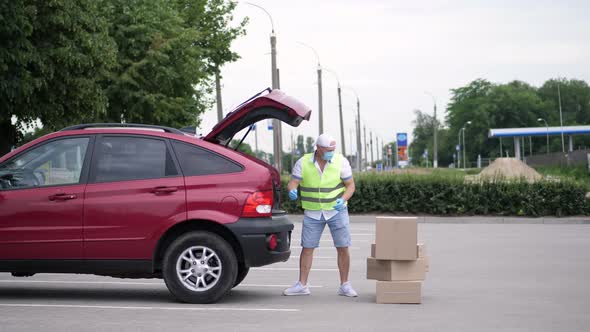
[1,215,589,331]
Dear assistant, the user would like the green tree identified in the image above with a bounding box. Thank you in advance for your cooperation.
[305,136,314,153]
[446,79,547,164]
[230,139,253,156]
[409,110,453,167]
[296,135,305,155]
[172,0,247,80]
[97,0,208,127]
[0,0,116,155]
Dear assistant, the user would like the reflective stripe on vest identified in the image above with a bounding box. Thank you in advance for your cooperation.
[300,153,346,211]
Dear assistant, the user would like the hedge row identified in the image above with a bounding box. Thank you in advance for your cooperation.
[280,173,590,217]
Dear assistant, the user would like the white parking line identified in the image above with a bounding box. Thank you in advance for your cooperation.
[0,280,323,288]
[252,267,338,272]
[0,303,300,312]
[291,246,360,250]
[290,256,335,259]
[291,233,374,236]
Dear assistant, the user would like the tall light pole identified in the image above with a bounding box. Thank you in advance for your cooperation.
[323,68,346,158]
[245,2,282,172]
[297,42,323,135]
[370,131,374,166]
[425,92,438,168]
[461,121,472,170]
[215,68,223,122]
[537,118,549,154]
[343,87,361,171]
[363,125,367,170]
[557,82,565,153]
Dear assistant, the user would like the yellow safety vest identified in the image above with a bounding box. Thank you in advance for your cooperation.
[300,153,346,211]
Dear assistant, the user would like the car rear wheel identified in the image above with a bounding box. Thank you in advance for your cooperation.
[233,264,250,288]
[163,231,237,303]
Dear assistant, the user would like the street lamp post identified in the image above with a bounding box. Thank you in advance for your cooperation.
[323,68,346,158]
[425,92,438,168]
[537,118,549,154]
[461,121,472,170]
[245,2,282,172]
[557,83,565,153]
[343,87,361,171]
[297,42,323,135]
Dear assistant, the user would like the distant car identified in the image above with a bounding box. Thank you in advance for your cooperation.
[0,89,311,303]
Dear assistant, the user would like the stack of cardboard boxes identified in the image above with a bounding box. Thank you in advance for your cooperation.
[367,216,429,304]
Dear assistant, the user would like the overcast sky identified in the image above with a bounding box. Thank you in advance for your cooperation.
[198,0,590,157]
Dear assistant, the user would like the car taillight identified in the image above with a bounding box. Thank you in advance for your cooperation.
[242,191,273,217]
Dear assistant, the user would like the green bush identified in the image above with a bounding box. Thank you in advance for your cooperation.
[280,173,590,216]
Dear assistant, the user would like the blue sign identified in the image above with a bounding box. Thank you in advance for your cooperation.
[376,163,383,172]
[396,133,407,147]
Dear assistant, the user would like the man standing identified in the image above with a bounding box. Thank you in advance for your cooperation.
[283,134,357,297]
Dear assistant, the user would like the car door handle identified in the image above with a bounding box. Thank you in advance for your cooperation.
[49,193,77,201]
[151,186,178,194]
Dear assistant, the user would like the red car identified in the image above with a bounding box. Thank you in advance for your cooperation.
[0,89,311,303]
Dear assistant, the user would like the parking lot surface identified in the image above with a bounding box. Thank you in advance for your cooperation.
[1,216,589,331]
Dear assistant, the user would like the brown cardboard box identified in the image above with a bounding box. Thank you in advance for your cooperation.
[376,281,421,304]
[371,243,426,261]
[375,217,418,260]
[418,243,426,257]
[366,257,427,281]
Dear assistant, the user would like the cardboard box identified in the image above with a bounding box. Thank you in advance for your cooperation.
[418,243,426,257]
[366,257,427,281]
[372,242,426,260]
[376,281,421,304]
[375,217,418,260]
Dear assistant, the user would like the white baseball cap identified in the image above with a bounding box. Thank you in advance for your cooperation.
[315,134,336,150]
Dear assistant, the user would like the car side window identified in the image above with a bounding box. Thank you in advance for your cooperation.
[0,137,90,189]
[93,136,178,183]
[172,141,242,176]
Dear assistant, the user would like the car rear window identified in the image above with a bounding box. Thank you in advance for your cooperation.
[171,141,242,176]
[94,136,178,183]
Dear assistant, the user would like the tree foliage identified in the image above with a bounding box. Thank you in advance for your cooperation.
[0,0,116,153]
[0,0,246,156]
[411,78,590,167]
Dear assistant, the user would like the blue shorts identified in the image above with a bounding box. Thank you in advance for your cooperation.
[301,209,351,248]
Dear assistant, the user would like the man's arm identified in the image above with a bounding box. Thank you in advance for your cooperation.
[288,178,301,191]
[342,177,355,202]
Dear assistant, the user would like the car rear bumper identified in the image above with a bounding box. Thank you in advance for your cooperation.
[226,213,294,268]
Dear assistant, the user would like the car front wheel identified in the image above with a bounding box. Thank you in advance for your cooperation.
[163,231,237,303]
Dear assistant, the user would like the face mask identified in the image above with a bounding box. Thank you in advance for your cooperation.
[322,151,335,161]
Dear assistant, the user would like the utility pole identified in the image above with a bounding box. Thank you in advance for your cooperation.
[426,92,438,168]
[337,83,345,157]
[246,2,282,172]
[363,125,367,170]
[558,82,565,153]
[318,66,324,135]
[370,131,374,166]
[215,69,223,122]
[356,97,362,171]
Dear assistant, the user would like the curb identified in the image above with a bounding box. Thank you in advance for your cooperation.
[287,214,590,224]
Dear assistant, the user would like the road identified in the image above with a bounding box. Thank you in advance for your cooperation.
[1,216,589,331]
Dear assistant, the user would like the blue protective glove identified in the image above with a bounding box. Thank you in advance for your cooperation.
[334,198,345,211]
[289,189,298,201]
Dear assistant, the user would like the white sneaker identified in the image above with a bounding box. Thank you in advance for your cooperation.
[338,282,358,297]
[283,281,311,296]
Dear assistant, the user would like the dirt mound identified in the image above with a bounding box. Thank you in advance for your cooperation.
[478,158,543,181]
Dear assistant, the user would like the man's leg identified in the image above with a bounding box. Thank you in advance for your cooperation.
[299,248,315,285]
[299,214,325,285]
[336,246,350,284]
[328,208,357,296]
